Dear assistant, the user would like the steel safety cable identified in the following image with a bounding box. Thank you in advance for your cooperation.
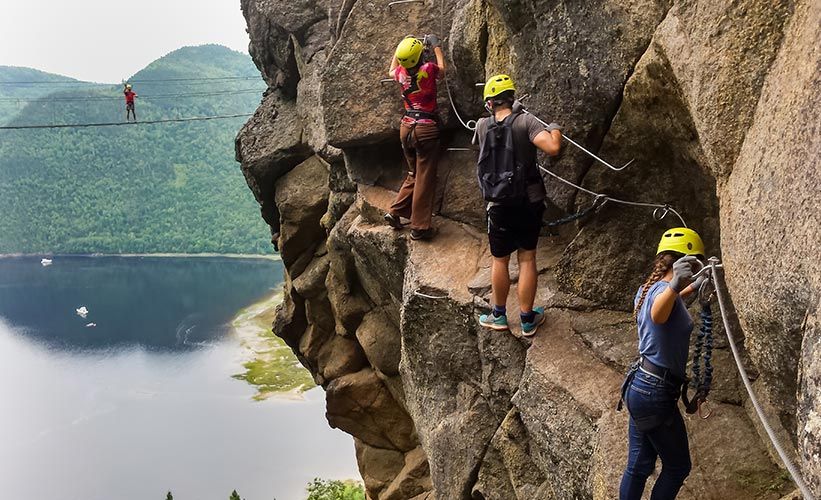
[709,260,816,499]
[537,163,687,226]
[439,0,478,132]
[413,290,449,300]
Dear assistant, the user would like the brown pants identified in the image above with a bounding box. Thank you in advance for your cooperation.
[390,122,440,230]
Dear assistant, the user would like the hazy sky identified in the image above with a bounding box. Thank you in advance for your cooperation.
[0,0,252,83]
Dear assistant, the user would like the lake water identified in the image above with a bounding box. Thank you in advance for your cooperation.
[0,256,358,500]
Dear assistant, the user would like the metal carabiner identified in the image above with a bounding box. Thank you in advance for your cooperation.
[652,205,671,222]
[698,399,713,419]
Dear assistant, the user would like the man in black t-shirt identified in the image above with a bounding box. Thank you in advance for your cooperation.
[476,74,562,337]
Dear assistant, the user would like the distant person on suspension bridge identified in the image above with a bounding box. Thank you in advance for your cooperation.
[475,74,561,337]
[618,228,707,499]
[383,34,444,241]
[123,83,138,122]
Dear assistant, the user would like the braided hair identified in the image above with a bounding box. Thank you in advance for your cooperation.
[633,252,679,321]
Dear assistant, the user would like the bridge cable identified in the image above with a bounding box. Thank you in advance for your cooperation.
[0,89,264,103]
[0,113,253,130]
[0,75,260,86]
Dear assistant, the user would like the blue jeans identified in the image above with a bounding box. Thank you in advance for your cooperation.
[619,370,692,499]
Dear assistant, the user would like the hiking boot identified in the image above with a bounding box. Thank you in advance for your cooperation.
[521,306,546,337]
[410,227,437,241]
[479,312,509,331]
[384,213,404,230]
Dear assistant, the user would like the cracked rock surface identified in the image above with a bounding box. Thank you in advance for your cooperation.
[236,0,820,497]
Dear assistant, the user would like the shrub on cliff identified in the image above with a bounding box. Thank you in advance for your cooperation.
[306,478,365,500]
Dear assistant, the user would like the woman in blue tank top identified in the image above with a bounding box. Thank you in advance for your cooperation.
[619,227,706,499]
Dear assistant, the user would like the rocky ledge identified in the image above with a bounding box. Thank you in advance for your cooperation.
[235,0,820,498]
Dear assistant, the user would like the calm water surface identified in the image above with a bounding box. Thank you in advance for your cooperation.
[0,256,357,500]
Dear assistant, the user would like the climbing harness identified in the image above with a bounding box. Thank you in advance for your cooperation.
[617,357,687,428]
[404,110,439,122]
[708,257,816,499]
[537,163,687,227]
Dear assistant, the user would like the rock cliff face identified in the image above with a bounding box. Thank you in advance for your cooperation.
[235,0,820,497]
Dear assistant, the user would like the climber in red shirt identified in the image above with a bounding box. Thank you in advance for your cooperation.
[383,35,445,241]
[123,83,138,122]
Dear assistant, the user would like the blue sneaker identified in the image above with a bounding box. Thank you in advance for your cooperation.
[479,312,509,331]
[521,307,546,337]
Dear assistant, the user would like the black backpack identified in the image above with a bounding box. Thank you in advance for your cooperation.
[477,112,527,203]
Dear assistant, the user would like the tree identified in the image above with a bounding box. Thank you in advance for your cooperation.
[306,478,366,500]
[229,490,242,500]
[165,493,173,500]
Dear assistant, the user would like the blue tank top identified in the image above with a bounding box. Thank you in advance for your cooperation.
[634,280,694,378]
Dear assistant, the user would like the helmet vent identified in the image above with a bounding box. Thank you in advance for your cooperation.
[673,232,685,237]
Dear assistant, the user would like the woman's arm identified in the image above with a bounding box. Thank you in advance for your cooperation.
[650,255,698,323]
[434,46,445,73]
[389,56,398,78]
[650,286,679,324]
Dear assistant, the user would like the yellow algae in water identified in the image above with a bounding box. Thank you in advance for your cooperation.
[231,293,315,400]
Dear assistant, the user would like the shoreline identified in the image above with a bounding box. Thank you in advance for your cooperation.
[0,252,280,261]
[231,292,315,401]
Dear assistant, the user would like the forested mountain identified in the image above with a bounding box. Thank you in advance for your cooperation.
[0,45,270,254]
[0,67,95,125]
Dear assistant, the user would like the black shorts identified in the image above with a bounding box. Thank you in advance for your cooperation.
[487,201,544,257]
[126,102,135,110]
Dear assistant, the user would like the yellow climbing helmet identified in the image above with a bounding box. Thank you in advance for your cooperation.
[483,74,516,101]
[657,227,705,257]
[395,36,424,69]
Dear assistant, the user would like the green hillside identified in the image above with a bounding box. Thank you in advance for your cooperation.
[0,44,270,254]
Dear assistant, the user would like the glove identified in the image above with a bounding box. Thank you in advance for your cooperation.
[669,255,699,293]
[425,34,441,48]
[546,122,562,132]
[683,273,707,306]
[690,273,707,293]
